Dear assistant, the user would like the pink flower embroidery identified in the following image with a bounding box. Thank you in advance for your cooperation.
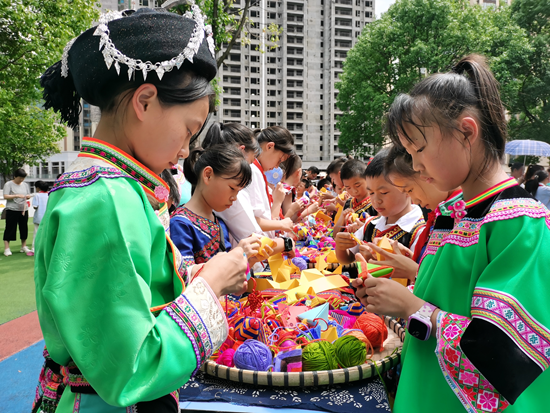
[443,324,461,341]
[462,357,476,371]
[459,370,479,386]
[476,390,499,412]
[463,387,477,402]
[481,378,495,391]
[448,200,467,220]
[122,164,127,169]
[154,186,169,202]
[100,151,106,156]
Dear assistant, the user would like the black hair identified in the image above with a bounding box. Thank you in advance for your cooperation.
[255,126,297,173]
[283,154,302,180]
[307,166,320,174]
[103,71,216,146]
[160,169,181,207]
[365,149,389,179]
[14,168,27,178]
[183,144,252,190]
[326,157,348,176]
[202,122,260,155]
[509,162,524,172]
[524,165,544,182]
[340,159,367,181]
[384,145,416,185]
[301,178,312,189]
[387,54,507,177]
[317,178,331,190]
[35,180,49,192]
[525,170,549,198]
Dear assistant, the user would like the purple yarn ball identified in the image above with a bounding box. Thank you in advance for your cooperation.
[292,257,308,271]
[233,340,273,371]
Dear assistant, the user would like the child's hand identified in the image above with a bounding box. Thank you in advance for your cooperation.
[279,217,295,233]
[200,248,248,297]
[335,232,357,251]
[358,243,374,262]
[367,242,418,281]
[346,220,364,233]
[319,191,335,201]
[351,253,423,318]
[306,201,321,215]
[272,182,286,205]
[287,199,306,217]
[389,239,414,259]
[238,235,261,258]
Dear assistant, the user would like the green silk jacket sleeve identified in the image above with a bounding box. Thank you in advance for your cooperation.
[34,176,227,407]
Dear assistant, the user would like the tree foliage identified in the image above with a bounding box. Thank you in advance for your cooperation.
[170,0,282,68]
[508,0,550,142]
[335,0,530,156]
[0,0,99,181]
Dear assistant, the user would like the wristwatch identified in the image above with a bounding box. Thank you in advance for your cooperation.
[407,302,437,340]
[280,236,293,252]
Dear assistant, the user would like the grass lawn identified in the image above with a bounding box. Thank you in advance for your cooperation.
[0,219,37,325]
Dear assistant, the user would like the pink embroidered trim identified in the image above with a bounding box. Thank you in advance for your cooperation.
[436,312,510,413]
[472,288,550,370]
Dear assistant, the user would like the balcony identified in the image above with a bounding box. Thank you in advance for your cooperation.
[335,18,352,27]
[335,7,352,15]
[335,0,352,5]
[335,29,352,38]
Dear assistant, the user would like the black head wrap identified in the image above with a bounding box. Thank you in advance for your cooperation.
[41,7,217,128]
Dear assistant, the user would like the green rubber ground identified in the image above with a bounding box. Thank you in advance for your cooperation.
[0,219,36,325]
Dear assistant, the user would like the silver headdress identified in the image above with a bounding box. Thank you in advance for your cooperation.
[60,3,215,82]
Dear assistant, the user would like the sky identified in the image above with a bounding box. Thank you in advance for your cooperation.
[376,0,397,18]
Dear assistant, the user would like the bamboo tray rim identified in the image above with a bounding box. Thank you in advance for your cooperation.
[201,315,405,387]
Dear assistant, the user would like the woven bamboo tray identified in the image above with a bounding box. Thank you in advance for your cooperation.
[201,315,405,387]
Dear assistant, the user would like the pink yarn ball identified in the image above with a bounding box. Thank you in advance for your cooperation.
[218,348,236,367]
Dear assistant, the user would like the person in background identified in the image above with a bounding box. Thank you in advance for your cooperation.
[31,180,49,252]
[521,164,544,188]
[525,170,550,209]
[3,168,32,256]
[305,166,319,180]
[326,157,348,190]
[316,178,332,192]
[296,178,309,199]
[508,162,524,184]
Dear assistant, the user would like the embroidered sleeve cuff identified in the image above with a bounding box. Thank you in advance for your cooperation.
[164,278,228,375]
[435,311,510,413]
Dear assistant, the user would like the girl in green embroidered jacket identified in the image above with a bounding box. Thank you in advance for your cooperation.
[352,54,550,413]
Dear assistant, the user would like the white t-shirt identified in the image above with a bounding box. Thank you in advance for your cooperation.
[215,189,263,243]
[350,205,425,254]
[536,184,550,210]
[32,192,49,224]
[245,163,276,238]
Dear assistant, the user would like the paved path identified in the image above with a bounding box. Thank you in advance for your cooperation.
[0,311,44,412]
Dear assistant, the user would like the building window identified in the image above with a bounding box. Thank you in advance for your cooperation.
[366,1,373,6]
[356,0,361,5]
[268,90,277,96]
[139,0,149,5]
[365,11,372,18]
[251,10,259,17]
[356,10,360,16]
[356,21,360,27]
[251,55,259,62]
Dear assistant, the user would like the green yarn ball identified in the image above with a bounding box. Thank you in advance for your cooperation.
[302,341,338,371]
[334,335,367,368]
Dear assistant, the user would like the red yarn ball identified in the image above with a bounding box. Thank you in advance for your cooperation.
[353,313,388,350]
[217,348,236,367]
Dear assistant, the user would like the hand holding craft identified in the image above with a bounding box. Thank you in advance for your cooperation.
[335,232,357,251]
[367,242,418,281]
[352,253,424,319]
[238,234,262,259]
[200,247,248,297]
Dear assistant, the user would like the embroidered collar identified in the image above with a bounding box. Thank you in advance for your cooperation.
[437,190,464,217]
[79,137,169,203]
[465,177,517,209]
[351,196,371,211]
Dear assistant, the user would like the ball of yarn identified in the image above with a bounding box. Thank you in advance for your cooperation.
[217,348,236,367]
[334,336,367,368]
[292,257,308,271]
[343,329,372,348]
[353,313,388,350]
[233,340,273,371]
[302,341,338,371]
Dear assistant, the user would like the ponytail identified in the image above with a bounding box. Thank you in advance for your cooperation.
[282,154,302,180]
[183,144,252,189]
[202,122,259,155]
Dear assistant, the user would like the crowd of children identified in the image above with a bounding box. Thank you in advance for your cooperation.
[28,5,550,413]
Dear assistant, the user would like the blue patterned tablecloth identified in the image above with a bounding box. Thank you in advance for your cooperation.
[179,371,391,412]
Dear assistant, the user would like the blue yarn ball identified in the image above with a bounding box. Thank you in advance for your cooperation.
[292,257,308,271]
[233,340,273,371]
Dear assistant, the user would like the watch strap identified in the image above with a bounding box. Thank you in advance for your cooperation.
[416,302,437,319]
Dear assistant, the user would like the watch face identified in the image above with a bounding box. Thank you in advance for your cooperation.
[408,318,429,340]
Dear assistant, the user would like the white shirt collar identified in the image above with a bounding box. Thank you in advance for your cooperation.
[373,205,423,232]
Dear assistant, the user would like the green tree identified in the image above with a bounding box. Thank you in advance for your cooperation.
[167,0,282,68]
[335,0,529,156]
[508,0,550,142]
[0,0,99,181]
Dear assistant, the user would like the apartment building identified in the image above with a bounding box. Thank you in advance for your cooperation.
[216,0,375,169]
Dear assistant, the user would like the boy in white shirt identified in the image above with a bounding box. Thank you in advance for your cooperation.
[32,180,49,252]
[335,149,425,264]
